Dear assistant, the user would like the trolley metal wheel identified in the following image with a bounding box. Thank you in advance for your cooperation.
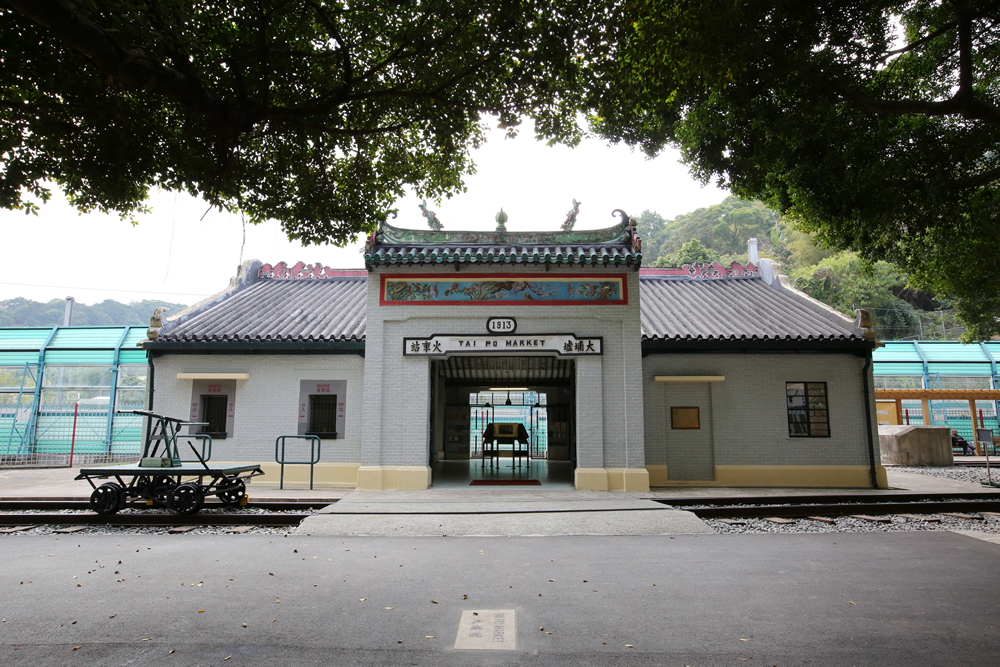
[217,479,246,506]
[90,483,124,515]
[167,482,204,515]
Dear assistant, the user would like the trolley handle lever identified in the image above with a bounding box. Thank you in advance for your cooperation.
[188,441,211,471]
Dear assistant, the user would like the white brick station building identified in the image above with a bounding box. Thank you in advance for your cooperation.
[142,211,887,491]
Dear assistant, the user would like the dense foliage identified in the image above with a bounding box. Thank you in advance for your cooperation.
[0,298,186,327]
[641,195,959,340]
[1,0,608,244]
[590,1,1000,340]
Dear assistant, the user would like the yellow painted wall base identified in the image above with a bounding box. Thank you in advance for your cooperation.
[574,468,609,491]
[605,467,650,492]
[356,465,432,490]
[238,462,360,488]
[646,464,889,488]
[575,467,650,491]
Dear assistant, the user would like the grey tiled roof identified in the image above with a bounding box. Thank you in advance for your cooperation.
[159,277,366,343]
[151,267,859,347]
[639,276,862,342]
[364,244,641,267]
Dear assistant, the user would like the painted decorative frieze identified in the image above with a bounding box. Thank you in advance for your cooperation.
[380,273,628,305]
[642,261,760,279]
[257,262,365,279]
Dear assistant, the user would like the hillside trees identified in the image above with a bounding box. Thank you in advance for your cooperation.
[1,0,609,244]
[791,252,922,340]
[589,1,1000,339]
[0,298,186,327]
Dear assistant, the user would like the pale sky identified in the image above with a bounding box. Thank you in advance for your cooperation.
[0,125,728,307]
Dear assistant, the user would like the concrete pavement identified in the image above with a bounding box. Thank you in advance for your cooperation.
[2,531,998,665]
[301,490,713,536]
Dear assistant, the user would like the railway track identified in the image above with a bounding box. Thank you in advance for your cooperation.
[651,493,1000,520]
[0,500,327,528]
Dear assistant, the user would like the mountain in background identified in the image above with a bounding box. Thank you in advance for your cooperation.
[0,298,189,327]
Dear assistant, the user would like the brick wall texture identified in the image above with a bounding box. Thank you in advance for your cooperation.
[152,353,365,464]
[642,351,878,478]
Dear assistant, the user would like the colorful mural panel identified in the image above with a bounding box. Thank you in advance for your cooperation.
[380,274,628,305]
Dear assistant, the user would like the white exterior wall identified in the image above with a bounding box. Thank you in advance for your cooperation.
[361,264,646,473]
[150,353,365,464]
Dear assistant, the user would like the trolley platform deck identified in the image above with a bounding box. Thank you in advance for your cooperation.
[74,410,265,515]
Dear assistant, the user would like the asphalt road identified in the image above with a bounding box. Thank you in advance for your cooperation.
[2,532,997,665]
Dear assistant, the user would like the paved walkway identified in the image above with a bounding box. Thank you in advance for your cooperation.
[300,490,713,536]
[2,532,997,665]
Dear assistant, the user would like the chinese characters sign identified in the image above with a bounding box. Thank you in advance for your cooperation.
[454,610,516,651]
[403,334,602,356]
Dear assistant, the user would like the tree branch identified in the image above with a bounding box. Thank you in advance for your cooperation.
[839,85,1000,127]
[884,21,958,58]
[4,0,211,111]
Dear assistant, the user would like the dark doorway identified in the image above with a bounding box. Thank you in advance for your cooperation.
[429,356,576,487]
[200,395,228,438]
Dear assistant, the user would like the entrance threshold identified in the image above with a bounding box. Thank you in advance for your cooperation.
[431,460,575,489]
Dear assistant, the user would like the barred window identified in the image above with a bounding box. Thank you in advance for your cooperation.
[308,394,338,437]
[786,382,830,437]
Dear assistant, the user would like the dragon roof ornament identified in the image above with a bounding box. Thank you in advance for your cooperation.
[418,200,443,230]
[368,208,635,247]
[561,199,581,231]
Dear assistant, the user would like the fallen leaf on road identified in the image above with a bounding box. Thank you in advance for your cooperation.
[168,649,175,654]
[462,595,468,599]
[431,600,438,604]
[849,601,856,605]
[425,636,435,639]
[72,646,81,650]
[198,610,205,613]
[225,656,231,660]
[242,623,247,628]
[625,644,633,648]
[739,638,750,642]
[359,598,366,602]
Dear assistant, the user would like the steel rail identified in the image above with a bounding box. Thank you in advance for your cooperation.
[649,492,1000,507]
[684,501,1000,519]
[0,512,309,527]
[0,500,331,511]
